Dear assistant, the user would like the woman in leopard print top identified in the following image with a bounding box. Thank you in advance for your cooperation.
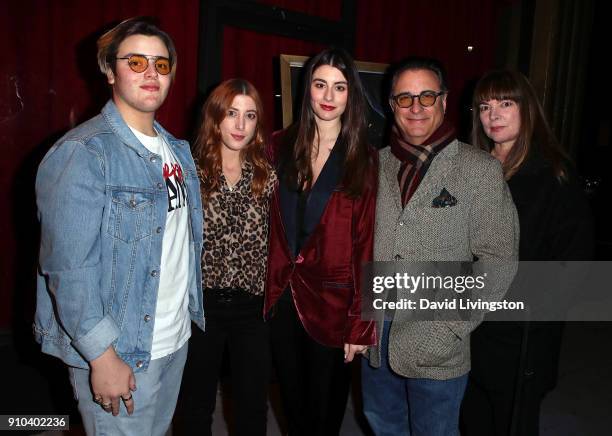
[178,79,275,436]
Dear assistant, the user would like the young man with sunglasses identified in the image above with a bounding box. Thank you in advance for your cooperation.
[361,57,519,436]
[34,17,203,435]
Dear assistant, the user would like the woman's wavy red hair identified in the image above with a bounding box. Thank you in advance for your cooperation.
[194,78,271,200]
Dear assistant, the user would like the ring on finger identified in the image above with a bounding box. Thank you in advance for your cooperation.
[101,402,112,409]
[121,394,133,402]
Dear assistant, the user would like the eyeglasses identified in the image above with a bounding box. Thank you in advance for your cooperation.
[115,54,172,75]
[390,91,446,108]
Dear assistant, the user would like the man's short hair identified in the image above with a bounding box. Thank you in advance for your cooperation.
[388,56,448,97]
[97,17,177,78]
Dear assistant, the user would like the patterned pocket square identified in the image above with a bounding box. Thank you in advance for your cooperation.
[432,188,457,208]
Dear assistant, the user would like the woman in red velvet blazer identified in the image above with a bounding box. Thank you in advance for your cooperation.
[264,48,377,436]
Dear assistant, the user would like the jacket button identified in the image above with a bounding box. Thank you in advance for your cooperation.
[295,254,304,264]
[398,221,405,226]
[394,254,403,260]
[136,360,144,368]
[144,314,151,322]
[151,270,158,277]
[150,156,157,163]
[156,227,162,234]
[157,182,164,189]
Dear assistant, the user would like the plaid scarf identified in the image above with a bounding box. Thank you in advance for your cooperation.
[390,120,456,207]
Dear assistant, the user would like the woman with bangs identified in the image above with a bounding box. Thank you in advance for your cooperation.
[460,70,593,436]
[265,47,377,435]
[179,78,276,436]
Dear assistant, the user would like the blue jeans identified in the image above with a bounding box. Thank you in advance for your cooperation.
[362,322,468,436]
[69,342,188,436]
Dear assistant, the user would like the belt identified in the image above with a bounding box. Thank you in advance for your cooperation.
[204,287,260,304]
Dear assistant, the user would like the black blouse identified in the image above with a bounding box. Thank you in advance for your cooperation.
[278,139,344,257]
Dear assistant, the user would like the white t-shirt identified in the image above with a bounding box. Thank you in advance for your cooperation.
[129,126,192,359]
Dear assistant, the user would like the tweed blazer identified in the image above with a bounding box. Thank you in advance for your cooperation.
[367,139,519,380]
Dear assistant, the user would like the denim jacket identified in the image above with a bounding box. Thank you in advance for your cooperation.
[34,100,204,371]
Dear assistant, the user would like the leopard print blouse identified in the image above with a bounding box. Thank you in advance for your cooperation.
[198,161,277,296]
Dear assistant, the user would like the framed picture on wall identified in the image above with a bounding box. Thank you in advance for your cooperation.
[279,54,390,148]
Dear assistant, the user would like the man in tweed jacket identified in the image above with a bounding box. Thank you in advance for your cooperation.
[361,57,519,436]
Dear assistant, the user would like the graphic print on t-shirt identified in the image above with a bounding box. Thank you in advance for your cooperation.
[164,162,187,212]
[128,125,192,359]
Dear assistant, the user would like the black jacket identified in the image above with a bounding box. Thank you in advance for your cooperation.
[470,152,593,391]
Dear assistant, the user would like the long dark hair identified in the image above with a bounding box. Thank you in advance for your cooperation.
[194,78,271,200]
[472,69,569,180]
[287,47,371,197]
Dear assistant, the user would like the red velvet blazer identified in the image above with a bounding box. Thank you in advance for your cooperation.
[264,132,377,348]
